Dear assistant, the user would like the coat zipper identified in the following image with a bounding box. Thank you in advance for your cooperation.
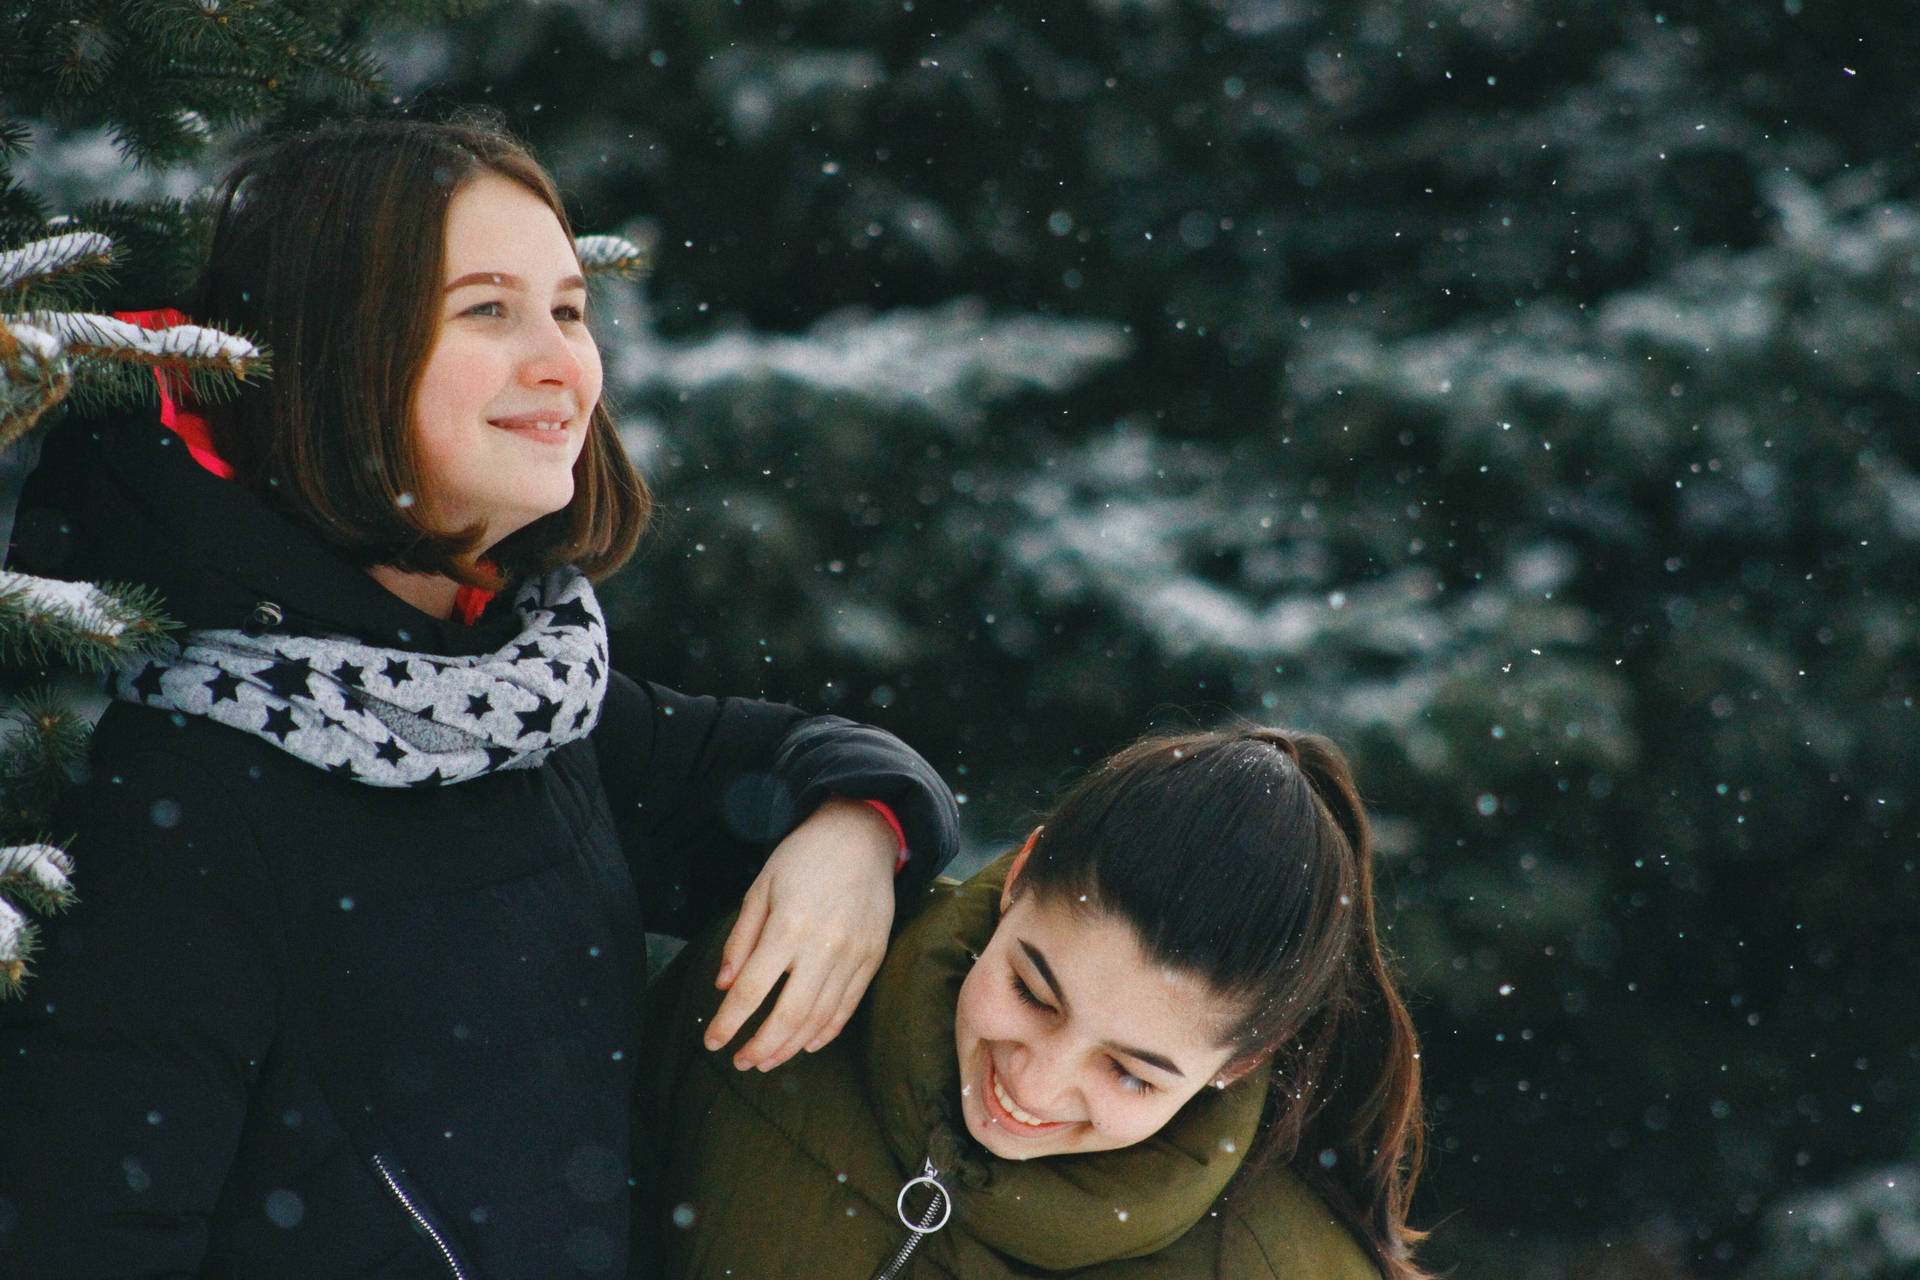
[870,1156,952,1280]
[372,1152,472,1280]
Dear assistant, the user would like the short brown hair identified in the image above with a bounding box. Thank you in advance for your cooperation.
[196,115,648,586]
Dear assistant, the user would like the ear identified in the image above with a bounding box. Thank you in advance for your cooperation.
[1000,827,1042,914]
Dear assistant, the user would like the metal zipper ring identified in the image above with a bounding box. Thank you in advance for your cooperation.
[895,1174,952,1234]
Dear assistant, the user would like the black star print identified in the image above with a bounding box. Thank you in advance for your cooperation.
[515,699,561,738]
[570,704,593,732]
[513,642,544,663]
[326,760,359,779]
[465,691,495,719]
[260,706,299,741]
[203,671,243,704]
[334,661,365,688]
[374,737,406,766]
[544,598,594,631]
[483,746,516,771]
[413,768,447,788]
[381,658,412,685]
[131,664,166,702]
[584,658,600,683]
[258,659,316,700]
[545,659,571,681]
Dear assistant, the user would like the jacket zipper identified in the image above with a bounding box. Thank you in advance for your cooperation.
[870,1156,953,1280]
[372,1152,472,1280]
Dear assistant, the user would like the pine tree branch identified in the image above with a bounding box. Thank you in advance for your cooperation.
[0,840,72,999]
[10,309,265,376]
[0,230,118,301]
[0,896,38,998]
[0,316,73,446]
[0,843,76,920]
[0,571,174,668]
[577,234,652,280]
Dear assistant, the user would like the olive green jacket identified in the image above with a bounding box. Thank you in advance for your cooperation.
[639,858,1379,1279]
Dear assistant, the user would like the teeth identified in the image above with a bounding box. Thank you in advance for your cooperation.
[991,1072,1048,1128]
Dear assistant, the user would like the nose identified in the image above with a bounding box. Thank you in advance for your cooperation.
[1005,1040,1082,1120]
[520,315,587,389]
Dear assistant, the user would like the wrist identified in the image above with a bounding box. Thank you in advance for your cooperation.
[816,795,905,872]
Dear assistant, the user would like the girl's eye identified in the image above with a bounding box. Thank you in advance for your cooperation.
[1108,1059,1152,1094]
[463,300,505,318]
[1009,972,1053,1013]
[554,302,587,324]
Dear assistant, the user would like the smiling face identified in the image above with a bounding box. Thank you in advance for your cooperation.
[410,171,601,552]
[953,854,1256,1161]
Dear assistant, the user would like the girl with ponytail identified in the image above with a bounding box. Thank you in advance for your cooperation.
[644,725,1431,1279]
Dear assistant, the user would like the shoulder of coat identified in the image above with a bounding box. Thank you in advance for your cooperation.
[1211,1163,1381,1280]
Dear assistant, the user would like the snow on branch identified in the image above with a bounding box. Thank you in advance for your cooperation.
[0,842,73,996]
[0,844,75,914]
[576,234,651,279]
[0,232,116,297]
[616,298,1130,427]
[0,570,170,664]
[1,896,31,995]
[7,310,262,374]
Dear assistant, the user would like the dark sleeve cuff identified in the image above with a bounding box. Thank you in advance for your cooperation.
[772,716,959,899]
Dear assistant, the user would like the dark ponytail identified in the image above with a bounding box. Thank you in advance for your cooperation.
[1016,727,1430,1279]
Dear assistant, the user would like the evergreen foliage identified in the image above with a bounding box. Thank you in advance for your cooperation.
[412,2,1920,1273]
[0,0,476,993]
[1,0,1913,1270]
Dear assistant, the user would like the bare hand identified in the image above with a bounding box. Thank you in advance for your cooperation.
[704,797,898,1071]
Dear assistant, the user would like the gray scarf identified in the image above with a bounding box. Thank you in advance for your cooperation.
[114,567,609,787]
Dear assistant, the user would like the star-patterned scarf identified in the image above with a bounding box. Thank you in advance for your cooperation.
[113,567,609,787]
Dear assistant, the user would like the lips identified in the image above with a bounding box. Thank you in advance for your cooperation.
[488,410,576,440]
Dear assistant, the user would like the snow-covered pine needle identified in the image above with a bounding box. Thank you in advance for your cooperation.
[0,571,172,665]
[0,842,67,996]
[0,318,62,363]
[1,895,33,995]
[0,316,74,444]
[7,311,264,376]
[0,232,116,298]
[0,843,76,917]
[577,234,651,280]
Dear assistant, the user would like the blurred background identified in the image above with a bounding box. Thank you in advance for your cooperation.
[6,1,1917,1274]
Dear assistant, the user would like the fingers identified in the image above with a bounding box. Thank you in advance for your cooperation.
[805,959,877,1055]
[729,951,840,1071]
[741,952,872,1071]
[714,881,770,993]
[707,937,885,1071]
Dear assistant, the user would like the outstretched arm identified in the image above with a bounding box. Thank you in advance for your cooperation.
[595,675,959,1064]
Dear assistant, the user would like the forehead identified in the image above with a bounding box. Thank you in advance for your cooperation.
[1002,891,1244,1054]
[442,173,576,270]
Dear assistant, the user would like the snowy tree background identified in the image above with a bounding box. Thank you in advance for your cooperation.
[6,1,1918,1275]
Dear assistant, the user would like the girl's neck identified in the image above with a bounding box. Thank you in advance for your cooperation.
[367,563,461,621]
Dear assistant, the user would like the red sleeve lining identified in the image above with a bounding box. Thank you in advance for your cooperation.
[860,798,910,874]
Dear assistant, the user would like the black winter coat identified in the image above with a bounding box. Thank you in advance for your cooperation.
[0,414,958,1278]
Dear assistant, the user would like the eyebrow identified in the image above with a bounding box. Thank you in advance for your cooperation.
[1018,939,1186,1078]
[444,271,588,293]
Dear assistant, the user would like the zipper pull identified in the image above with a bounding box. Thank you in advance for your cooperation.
[870,1157,952,1280]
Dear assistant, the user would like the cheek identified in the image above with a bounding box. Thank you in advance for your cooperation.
[577,337,604,402]
[413,345,488,433]
[1085,1092,1186,1150]
[953,969,991,1047]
